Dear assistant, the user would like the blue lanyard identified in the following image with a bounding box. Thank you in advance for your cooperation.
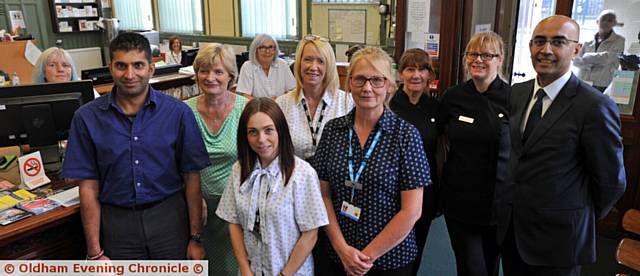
[348,127,382,185]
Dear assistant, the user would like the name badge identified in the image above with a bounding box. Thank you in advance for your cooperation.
[458,115,474,124]
[344,180,363,190]
[340,201,361,221]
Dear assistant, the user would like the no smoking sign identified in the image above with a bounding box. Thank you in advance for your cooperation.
[23,157,41,177]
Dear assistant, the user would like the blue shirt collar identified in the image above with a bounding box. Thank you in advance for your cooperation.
[99,85,159,112]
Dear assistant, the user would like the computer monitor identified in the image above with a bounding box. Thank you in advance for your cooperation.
[0,81,94,173]
[181,48,199,66]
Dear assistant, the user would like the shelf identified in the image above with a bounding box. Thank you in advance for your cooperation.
[49,0,102,34]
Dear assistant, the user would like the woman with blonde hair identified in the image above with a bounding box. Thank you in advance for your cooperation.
[437,31,510,276]
[275,34,353,276]
[185,43,248,275]
[313,47,431,275]
[32,47,100,98]
[275,35,353,161]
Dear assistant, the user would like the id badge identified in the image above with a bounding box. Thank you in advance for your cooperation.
[340,201,361,221]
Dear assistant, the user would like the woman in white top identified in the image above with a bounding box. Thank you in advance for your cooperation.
[275,35,354,161]
[165,36,183,65]
[216,98,328,276]
[237,34,296,98]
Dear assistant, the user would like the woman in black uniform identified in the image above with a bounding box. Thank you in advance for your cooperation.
[437,31,510,276]
[389,48,439,275]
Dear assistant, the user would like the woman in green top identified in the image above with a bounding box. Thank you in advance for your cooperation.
[185,43,248,275]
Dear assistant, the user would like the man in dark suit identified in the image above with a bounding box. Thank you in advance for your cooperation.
[498,15,626,276]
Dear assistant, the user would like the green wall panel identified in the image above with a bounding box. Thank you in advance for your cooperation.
[1,0,105,50]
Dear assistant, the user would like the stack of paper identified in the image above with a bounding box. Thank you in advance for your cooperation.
[47,186,80,207]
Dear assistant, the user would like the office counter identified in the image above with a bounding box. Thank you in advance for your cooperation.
[0,180,84,260]
[94,72,196,95]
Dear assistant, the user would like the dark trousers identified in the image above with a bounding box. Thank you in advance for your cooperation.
[411,215,433,275]
[313,229,331,276]
[501,221,582,276]
[445,216,500,276]
[101,192,189,259]
[330,261,413,276]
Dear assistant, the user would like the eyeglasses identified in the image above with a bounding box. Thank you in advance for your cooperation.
[350,76,387,88]
[257,45,275,52]
[303,34,329,42]
[530,37,579,48]
[465,52,499,61]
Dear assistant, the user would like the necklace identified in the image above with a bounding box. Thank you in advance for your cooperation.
[200,93,233,126]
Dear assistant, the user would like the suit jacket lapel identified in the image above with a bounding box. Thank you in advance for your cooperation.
[510,80,534,153]
[522,74,579,151]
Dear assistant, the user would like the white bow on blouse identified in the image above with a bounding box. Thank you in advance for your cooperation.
[240,160,281,244]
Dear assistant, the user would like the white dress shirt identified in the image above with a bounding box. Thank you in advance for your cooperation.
[276,89,354,159]
[521,70,572,133]
[237,58,296,97]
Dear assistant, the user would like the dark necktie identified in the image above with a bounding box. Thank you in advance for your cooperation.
[523,89,546,142]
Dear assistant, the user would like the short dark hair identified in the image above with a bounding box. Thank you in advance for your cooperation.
[399,48,434,73]
[109,32,152,63]
[237,97,295,186]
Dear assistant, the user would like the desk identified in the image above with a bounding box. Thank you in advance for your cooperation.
[0,179,84,259]
[94,72,195,95]
[0,147,84,259]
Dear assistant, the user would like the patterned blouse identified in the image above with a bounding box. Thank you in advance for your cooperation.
[216,157,329,275]
[185,94,248,196]
[312,108,431,270]
[276,89,353,160]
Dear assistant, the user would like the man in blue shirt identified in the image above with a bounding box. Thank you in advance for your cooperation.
[62,32,210,260]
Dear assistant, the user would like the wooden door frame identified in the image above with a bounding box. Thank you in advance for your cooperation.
[394,0,464,93]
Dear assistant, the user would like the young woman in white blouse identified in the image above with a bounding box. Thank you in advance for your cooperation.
[275,35,354,161]
[216,98,328,276]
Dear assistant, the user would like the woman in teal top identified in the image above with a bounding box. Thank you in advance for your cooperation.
[185,43,248,275]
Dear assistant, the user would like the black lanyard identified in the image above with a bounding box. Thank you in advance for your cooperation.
[301,98,328,147]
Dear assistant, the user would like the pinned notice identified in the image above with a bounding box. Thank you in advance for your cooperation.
[18,151,51,190]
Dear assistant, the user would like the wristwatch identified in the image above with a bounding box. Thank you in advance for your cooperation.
[190,233,202,243]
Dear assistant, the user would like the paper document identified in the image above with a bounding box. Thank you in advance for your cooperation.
[48,186,80,207]
[25,41,42,66]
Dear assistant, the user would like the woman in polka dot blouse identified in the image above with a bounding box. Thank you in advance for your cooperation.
[216,98,329,276]
[312,47,431,276]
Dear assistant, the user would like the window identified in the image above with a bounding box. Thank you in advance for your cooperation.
[571,0,605,42]
[241,0,298,38]
[112,0,154,30]
[157,0,204,33]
